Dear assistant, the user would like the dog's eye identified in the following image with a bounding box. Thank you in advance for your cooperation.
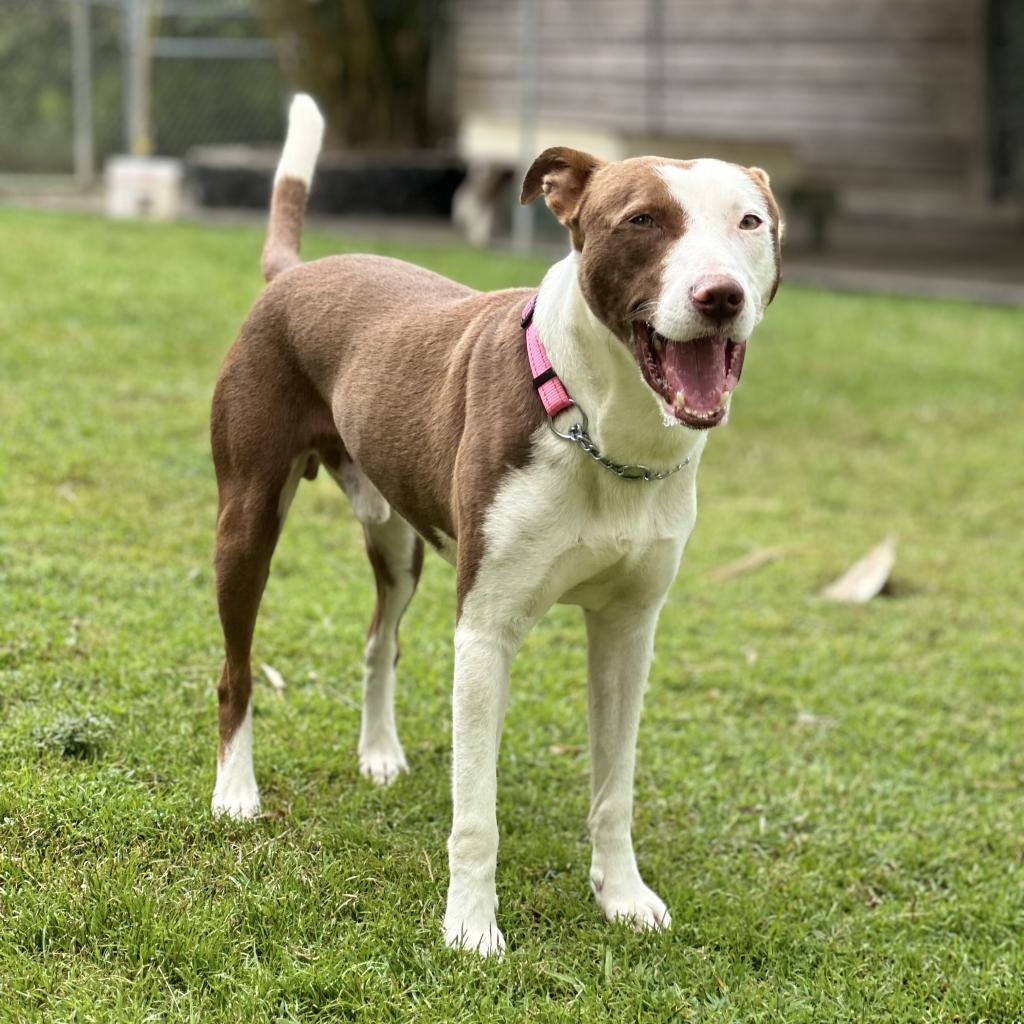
[739,214,763,230]
[629,213,655,227]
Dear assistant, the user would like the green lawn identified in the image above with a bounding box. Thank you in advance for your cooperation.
[1,206,1023,1022]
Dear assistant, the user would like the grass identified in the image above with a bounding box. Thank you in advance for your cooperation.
[1,205,1023,1022]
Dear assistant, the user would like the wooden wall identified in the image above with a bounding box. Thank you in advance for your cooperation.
[452,0,988,205]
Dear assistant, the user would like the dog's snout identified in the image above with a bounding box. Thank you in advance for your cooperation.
[690,275,744,321]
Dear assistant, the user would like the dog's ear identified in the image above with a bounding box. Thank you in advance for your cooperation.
[747,166,770,189]
[520,147,604,227]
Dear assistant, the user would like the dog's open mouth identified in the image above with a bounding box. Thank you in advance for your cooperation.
[632,322,746,429]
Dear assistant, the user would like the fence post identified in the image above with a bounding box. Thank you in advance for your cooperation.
[512,0,540,253]
[122,0,153,155]
[71,0,94,184]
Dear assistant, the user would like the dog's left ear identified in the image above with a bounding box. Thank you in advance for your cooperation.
[747,166,771,189]
[520,147,604,237]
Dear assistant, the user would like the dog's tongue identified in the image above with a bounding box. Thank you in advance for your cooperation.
[659,336,727,412]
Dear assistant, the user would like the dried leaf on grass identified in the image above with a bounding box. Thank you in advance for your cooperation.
[549,743,584,756]
[260,662,286,694]
[821,535,897,603]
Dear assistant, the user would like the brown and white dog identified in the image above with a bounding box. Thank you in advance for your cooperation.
[210,96,781,955]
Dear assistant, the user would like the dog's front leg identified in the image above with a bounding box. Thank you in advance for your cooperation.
[584,600,672,931]
[443,620,514,956]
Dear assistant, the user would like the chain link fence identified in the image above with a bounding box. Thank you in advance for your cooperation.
[0,0,288,182]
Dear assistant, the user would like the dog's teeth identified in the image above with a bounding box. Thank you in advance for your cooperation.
[674,390,686,410]
[682,404,714,420]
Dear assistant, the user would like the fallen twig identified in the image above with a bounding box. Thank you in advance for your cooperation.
[708,546,787,582]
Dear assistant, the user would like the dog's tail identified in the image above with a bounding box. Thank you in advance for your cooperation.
[261,94,325,283]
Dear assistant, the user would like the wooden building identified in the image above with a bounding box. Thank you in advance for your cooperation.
[451,0,1024,241]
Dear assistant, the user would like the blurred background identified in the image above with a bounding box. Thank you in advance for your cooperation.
[1,0,1022,301]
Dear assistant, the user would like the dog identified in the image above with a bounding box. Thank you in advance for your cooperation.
[210,95,781,955]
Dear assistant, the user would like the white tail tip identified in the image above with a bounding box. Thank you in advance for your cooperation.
[274,94,325,188]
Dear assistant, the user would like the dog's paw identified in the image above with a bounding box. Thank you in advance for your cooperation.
[211,785,261,820]
[358,742,408,786]
[443,917,505,957]
[591,873,671,932]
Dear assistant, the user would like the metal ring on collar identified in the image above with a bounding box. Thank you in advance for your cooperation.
[547,403,587,441]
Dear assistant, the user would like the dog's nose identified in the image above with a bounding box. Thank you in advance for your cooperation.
[690,275,745,320]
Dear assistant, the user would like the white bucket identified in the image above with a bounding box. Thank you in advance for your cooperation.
[105,155,184,221]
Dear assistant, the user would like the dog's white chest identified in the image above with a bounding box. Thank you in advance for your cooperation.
[459,434,700,622]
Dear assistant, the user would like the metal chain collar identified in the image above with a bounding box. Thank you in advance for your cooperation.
[547,407,690,482]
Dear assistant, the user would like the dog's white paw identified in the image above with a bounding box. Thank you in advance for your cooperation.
[592,873,671,932]
[443,916,505,957]
[443,887,503,957]
[211,784,261,820]
[358,742,408,786]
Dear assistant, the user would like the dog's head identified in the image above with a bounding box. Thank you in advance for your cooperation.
[521,150,782,429]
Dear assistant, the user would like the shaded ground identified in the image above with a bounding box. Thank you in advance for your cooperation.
[4,181,1024,305]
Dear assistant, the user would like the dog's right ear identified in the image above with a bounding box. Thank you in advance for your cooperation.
[520,147,604,229]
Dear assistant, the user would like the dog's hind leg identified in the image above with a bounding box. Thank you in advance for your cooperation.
[357,512,424,784]
[211,442,307,819]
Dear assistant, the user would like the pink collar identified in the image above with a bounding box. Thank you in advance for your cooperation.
[519,295,692,482]
[521,296,573,416]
